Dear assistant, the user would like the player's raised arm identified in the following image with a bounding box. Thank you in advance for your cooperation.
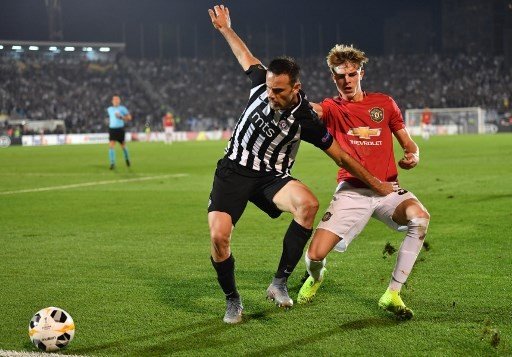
[324,140,395,196]
[208,4,261,71]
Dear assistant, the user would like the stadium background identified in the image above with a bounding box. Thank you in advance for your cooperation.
[1,0,511,140]
[0,1,511,356]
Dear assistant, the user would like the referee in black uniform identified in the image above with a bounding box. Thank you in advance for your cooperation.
[207,4,393,324]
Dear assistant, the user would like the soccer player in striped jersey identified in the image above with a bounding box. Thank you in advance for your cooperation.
[297,44,430,320]
[207,5,394,324]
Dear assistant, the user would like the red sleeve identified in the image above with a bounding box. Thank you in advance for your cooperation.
[389,97,406,133]
[320,99,333,124]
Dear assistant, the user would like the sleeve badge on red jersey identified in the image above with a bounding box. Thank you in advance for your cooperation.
[321,212,332,222]
[369,107,384,123]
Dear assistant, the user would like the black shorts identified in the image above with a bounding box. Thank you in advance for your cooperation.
[109,128,125,143]
[207,157,295,225]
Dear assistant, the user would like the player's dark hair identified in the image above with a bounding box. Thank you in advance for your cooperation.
[268,57,300,85]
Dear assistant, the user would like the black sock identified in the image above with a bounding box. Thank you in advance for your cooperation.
[211,254,239,300]
[275,220,313,279]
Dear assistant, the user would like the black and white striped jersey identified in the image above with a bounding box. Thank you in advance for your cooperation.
[224,64,333,177]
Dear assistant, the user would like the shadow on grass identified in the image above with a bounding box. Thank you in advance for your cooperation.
[70,316,225,355]
[67,268,299,355]
[68,268,411,355]
[148,268,275,314]
[150,272,298,321]
[130,305,295,356]
[469,193,512,202]
[244,317,398,357]
[339,317,398,330]
[71,303,295,355]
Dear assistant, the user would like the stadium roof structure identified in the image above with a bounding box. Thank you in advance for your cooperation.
[0,40,125,53]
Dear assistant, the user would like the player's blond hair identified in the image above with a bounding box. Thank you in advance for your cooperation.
[326,44,368,73]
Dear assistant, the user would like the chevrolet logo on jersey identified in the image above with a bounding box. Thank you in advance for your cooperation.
[347,127,382,139]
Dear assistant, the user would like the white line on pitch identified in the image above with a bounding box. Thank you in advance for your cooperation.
[0,174,188,195]
[0,350,88,357]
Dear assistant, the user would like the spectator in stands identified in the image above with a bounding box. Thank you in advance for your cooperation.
[1,52,511,133]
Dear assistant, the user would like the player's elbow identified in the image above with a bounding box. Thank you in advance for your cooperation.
[238,54,260,71]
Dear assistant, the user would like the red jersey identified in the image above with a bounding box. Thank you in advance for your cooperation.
[421,109,432,125]
[163,116,174,127]
[320,92,405,186]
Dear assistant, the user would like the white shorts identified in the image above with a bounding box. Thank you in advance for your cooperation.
[316,181,419,253]
[165,127,174,134]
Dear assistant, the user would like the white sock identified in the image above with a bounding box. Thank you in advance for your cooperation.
[305,253,326,282]
[389,218,429,291]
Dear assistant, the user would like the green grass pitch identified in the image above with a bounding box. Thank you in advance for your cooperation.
[0,134,511,356]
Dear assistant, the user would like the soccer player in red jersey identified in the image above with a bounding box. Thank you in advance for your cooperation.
[297,44,430,320]
[421,107,432,140]
[162,112,175,144]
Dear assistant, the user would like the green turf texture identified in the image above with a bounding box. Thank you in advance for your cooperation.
[0,134,510,356]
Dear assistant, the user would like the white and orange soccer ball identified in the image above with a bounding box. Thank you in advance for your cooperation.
[28,307,75,352]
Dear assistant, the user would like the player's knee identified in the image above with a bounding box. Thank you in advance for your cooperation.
[295,196,319,221]
[307,249,326,262]
[418,209,430,221]
[210,228,230,248]
[408,216,430,240]
[300,195,319,212]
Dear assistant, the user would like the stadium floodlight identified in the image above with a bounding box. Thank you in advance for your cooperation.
[64,46,75,51]
[0,45,3,49]
[12,45,22,50]
[49,46,58,51]
[29,46,39,51]
[82,47,93,52]
[99,47,110,52]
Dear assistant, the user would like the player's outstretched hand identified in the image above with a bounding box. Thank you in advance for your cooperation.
[398,152,419,170]
[208,5,231,31]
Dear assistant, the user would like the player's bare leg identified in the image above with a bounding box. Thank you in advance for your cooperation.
[266,181,318,308]
[209,211,243,323]
[379,198,430,320]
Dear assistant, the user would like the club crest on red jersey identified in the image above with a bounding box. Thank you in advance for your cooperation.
[369,107,384,123]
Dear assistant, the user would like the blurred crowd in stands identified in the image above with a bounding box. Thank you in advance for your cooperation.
[0,52,511,135]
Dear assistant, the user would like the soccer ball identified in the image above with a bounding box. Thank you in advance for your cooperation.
[28,307,75,352]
